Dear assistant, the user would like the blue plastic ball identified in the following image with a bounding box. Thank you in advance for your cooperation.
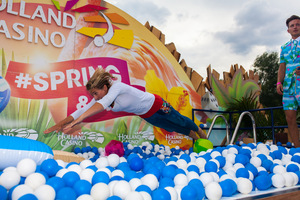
[18,194,38,200]
[204,161,218,172]
[136,185,152,195]
[0,185,7,200]
[56,187,77,200]
[107,196,122,200]
[62,171,80,187]
[180,154,191,163]
[257,154,268,162]
[162,165,177,179]
[92,171,110,185]
[73,179,92,196]
[180,185,197,200]
[40,159,59,177]
[129,156,144,171]
[152,188,171,200]
[245,163,258,177]
[236,168,250,178]
[188,179,205,199]
[273,150,283,160]
[254,175,272,190]
[215,156,226,168]
[124,170,138,181]
[287,163,300,172]
[219,179,237,197]
[46,176,65,192]
[74,147,81,154]
[261,159,273,172]
[187,165,200,174]
[291,155,300,164]
[146,167,161,180]
[235,154,250,166]
[159,177,175,188]
[286,142,292,148]
[277,142,282,146]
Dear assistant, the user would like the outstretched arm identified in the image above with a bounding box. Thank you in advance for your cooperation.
[44,115,74,134]
[62,103,104,133]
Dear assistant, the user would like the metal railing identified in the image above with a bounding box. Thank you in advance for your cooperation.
[192,106,290,144]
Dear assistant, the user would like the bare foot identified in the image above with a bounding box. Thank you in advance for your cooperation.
[197,129,207,139]
[188,130,200,140]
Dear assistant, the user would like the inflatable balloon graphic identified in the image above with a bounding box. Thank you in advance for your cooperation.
[0,76,10,113]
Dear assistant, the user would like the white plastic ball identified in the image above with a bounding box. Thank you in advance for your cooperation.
[34,184,56,200]
[290,172,299,186]
[56,160,66,168]
[111,169,124,178]
[56,168,69,178]
[17,158,37,177]
[80,159,93,169]
[113,180,132,199]
[223,161,233,171]
[107,154,120,168]
[199,172,214,187]
[95,157,109,168]
[222,149,229,157]
[211,151,221,158]
[282,155,292,165]
[68,164,82,174]
[97,168,112,178]
[233,163,244,171]
[273,165,286,174]
[165,186,178,200]
[174,173,188,186]
[129,178,142,191]
[91,183,110,200]
[80,168,95,183]
[108,181,118,196]
[125,191,143,200]
[271,174,285,188]
[195,157,206,170]
[25,173,46,190]
[139,191,152,200]
[209,172,220,182]
[141,174,159,190]
[237,178,253,194]
[187,171,199,181]
[177,159,188,169]
[11,184,34,200]
[228,147,238,154]
[225,168,236,178]
[119,157,127,163]
[77,194,94,200]
[283,172,294,187]
[210,159,220,168]
[0,170,21,189]
[250,157,261,167]
[226,153,236,164]
[205,182,222,200]
[3,166,17,172]
[273,159,283,165]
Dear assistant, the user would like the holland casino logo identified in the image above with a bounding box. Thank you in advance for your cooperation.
[52,0,134,49]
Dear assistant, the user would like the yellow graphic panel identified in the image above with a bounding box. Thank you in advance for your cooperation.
[77,27,134,49]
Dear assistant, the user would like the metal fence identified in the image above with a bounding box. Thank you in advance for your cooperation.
[192,106,292,144]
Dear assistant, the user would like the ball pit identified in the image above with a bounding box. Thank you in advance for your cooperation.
[0,141,300,199]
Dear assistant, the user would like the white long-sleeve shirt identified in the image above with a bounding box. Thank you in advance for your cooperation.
[71,82,155,120]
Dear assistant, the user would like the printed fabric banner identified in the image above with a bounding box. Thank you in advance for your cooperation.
[0,0,203,151]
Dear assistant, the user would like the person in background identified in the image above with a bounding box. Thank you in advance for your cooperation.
[44,69,207,141]
[277,15,300,147]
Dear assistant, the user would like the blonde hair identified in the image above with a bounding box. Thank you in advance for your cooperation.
[86,69,114,91]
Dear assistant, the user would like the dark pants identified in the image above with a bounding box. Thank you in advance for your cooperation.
[144,106,198,136]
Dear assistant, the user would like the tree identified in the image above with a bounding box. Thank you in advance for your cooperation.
[253,52,282,107]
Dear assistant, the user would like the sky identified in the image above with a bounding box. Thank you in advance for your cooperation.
[105,0,300,79]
